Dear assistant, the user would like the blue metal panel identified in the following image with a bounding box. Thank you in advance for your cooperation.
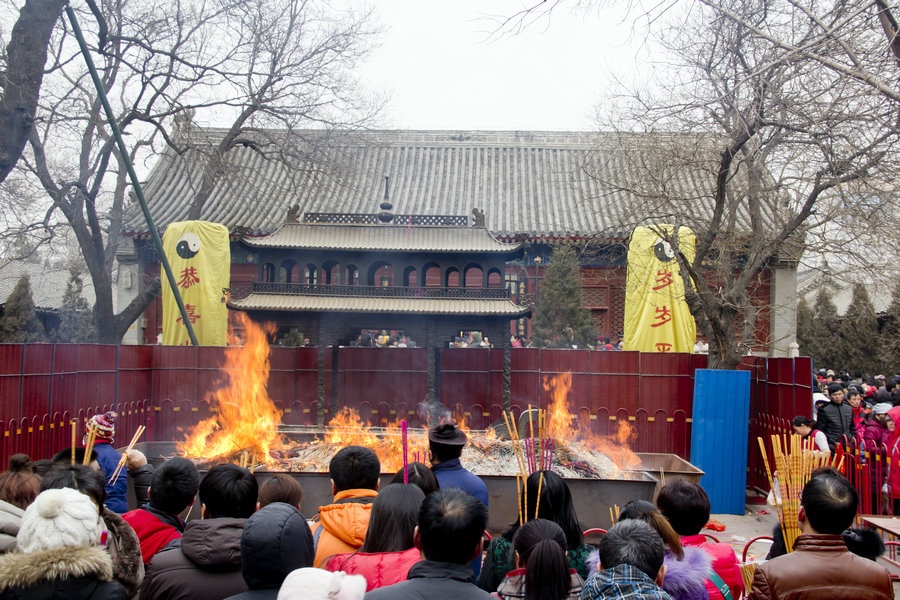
[690,369,751,514]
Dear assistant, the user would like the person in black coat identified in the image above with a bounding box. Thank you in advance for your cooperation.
[816,383,856,449]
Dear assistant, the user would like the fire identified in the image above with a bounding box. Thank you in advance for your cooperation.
[542,371,641,470]
[317,410,430,472]
[324,408,380,447]
[179,314,286,465]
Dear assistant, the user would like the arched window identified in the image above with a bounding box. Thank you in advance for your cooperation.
[463,264,484,288]
[279,259,297,284]
[322,260,339,285]
[488,268,504,288]
[262,263,275,283]
[403,266,418,287]
[367,261,392,287]
[423,262,441,288]
[345,265,359,286]
[304,264,317,285]
[445,267,460,288]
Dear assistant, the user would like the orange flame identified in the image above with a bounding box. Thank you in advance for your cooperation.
[320,410,430,472]
[541,371,641,470]
[178,314,285,465]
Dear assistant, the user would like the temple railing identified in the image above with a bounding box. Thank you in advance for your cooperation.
[248,282,511,299]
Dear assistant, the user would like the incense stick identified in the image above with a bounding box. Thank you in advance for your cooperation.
[402,420,409,484]
[70,420,77,465]
[83,423,98,466]
[111,425,146,484]
[534,470,544,520]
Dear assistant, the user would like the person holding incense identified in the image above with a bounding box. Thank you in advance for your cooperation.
[749,470,893,600]
[85,411,129,514]
[478,470,594,592]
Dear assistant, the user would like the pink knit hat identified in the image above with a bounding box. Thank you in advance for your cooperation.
[86,411,116,443]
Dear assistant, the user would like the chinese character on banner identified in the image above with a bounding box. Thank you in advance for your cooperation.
[176,304,200,325]
[178,267,200,289]
[623,225,696,352]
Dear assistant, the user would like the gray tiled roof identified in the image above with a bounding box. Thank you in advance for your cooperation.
[125,129,760,240]
[229,293,529,315]
[245,222,517,253]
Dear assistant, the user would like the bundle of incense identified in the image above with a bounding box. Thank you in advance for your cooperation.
[608,504,620,526]
[83,423,98,466]
[740,563,758,593]
[758,434,840,552]
[110,425,146,484]
[503,410,530,524]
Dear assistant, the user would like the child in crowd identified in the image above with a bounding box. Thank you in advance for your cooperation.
[126,449,155,509]
[85,411,129,514]
[493,519,583,600]
[277,568,366,600]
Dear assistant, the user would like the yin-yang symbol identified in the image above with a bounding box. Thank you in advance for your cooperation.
[653,238,675,262]
[176,232,201,259]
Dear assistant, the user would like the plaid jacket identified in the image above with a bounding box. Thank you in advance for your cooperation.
[580,564,674,600]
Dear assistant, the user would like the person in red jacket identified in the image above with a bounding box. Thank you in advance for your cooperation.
[122,457,199,564]
[656,480,743,599]
[324,483,424,591]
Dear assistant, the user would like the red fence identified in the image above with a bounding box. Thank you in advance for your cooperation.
[0,343,813,477]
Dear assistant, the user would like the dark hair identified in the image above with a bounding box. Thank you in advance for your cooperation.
[258,474,303,509]
[827,382,844,395]
[30,459,56,478]
[200,463,258,519]
[618,500,684,560]
[51,447,98,466]
[513,519,571,600]
[418,488,487,564]
[801,471,858,534]
[360,483,425,553]
[512,470,583,549]
[429,442,463,463]
[792,416,812,428]
[599,519,665,580]
[0,454,41,509]
[149,457,200,515]
[390,462,439,496]
[40,463,106,508]
[656,480,710,536]
[329,446,380,492]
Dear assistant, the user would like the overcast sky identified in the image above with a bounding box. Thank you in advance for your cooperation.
[359,1,644,132]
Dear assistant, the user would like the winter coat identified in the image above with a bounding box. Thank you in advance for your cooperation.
[93,442,128,514]
[101,507,144,597]
[492,567,583,599]
[581,564,674,600]
[681,534,742,600]
[660,547,711,600]
[128,464,155,509]
[0,500,23,554]
[477,534,594,592]
[0,545,128,600]
[325,546,421,591]
[140,517,248,600]
[749,534,893,600]
[816,400,856,448]
[863,419,892,448]
[311,488,377,568]
[364,560,495,600]
[225,503,315,600]
[432,459,489,508]
[121,506,185,564]
[887,406,900,497]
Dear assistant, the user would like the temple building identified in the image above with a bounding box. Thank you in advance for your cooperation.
[119,129,796,353]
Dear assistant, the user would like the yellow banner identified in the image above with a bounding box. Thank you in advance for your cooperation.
[161,221,230,346]
[623,225,696,353]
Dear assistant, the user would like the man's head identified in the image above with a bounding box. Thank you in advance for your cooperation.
[149,457,200,515]
[827,382,845,403]
[329,446,380,493]
[199,463,258,519]
[599,520,667,585]
[655,479,710,536]
[415,488,487,564]
[428,423,467,464]
[800,470,858,534]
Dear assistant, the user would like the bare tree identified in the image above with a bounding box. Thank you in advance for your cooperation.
[579,0,900,368]
[1,0,381,343]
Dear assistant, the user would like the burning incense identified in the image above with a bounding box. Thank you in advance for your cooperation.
[402,420,409,484]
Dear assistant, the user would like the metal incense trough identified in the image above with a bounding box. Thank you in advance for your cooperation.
[128,440,659,532]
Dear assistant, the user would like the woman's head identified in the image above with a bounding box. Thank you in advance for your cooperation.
[359,483,425,553]
[258,474,303,510]
[512,519,572,600]
[618,499,683,560]
[520,470,583,549]
[792,415,813,437]
[0,454,41,510]
[390,462,439,496]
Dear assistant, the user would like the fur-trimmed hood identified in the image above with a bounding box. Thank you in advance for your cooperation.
[0,545,113,591]
[661,547,711,600]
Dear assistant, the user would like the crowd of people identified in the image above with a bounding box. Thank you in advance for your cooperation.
[0,411,896,599]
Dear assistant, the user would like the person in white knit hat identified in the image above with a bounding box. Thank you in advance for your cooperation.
[277,568,366,600]
[0,487,128,599]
